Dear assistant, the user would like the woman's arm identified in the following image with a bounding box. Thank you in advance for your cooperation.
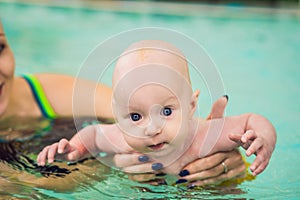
[35,73,114,119]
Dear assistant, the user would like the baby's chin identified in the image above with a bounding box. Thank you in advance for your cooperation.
[145,143,177,158]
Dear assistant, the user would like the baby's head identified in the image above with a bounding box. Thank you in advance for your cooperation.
[112,40,199,156]
[112,40,191,86]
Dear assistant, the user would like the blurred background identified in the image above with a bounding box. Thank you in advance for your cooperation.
[1,0,300,199]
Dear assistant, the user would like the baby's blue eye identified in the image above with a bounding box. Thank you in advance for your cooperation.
[161,107,172,116]
[130,113,142,121]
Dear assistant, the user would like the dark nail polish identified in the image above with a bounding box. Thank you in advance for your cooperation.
[187,184,196,189]
[152,163,163,170]
[138,155,149,162]
[155,172,166,177]
[178,170,190,177]
[175,179,187,184]
[223,94,229,101]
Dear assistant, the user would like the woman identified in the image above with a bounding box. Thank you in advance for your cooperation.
[0,22,246,187]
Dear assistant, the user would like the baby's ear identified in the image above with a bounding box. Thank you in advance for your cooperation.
[189,89,200,118]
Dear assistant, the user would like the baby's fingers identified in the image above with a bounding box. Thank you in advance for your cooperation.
[65,150,80,161]
[228,133,243,144]
[37,146,51,166]
[57,138,71,154]
[250,154,269,176]
[228,132,251,149]
[241,130,256,143]
[37,144,58,166]
[245,137,263,156]
[251,159,269,176]
[47,143,60,164]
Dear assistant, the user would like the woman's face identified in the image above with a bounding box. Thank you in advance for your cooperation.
[0,23,15,116]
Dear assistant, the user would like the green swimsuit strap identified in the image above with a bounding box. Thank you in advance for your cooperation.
[22,74,57,119]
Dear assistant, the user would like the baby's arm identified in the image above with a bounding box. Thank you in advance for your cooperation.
[37,124,131,166]
[228,113,277,176]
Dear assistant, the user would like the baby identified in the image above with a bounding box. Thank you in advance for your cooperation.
[37,40,276,176]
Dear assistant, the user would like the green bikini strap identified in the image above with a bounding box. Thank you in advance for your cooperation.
[22,74,57,119]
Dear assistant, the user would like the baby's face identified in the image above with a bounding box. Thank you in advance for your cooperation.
[113,79,193,156]
[112,40,195,156]
[120,84,190,153]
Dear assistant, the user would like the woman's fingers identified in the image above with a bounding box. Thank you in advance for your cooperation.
[114,153,163,173]
[127,171,166,184]
[114,153,167,184]
[180,149,246,186]
[187,163,246,187]
[113,153,165,183]
[182,151,228,175]
[141,179,167,186]
[127,173,157,182]
[206,95,228,120]
[114,153,149,168]
[123,162,163,173]
[182,162,225,182]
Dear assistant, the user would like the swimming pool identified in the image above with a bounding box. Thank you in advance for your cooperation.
[1,1,300,199]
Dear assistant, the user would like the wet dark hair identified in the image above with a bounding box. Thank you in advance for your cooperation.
[0,141,75,177]
[0,117,100,178]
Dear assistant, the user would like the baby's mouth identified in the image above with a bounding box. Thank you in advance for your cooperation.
[148,142,168,151]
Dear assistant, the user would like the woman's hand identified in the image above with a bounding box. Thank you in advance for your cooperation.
[176,95,247,187]
[114,150,246,187]
[178,149,246,187]
[113,153,166,184]
[113,95,247,186]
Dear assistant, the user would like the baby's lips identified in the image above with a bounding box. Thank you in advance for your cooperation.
[148,142,167,151]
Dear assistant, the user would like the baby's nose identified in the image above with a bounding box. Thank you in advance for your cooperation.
[145,123,162,137]
[144,105,165,137]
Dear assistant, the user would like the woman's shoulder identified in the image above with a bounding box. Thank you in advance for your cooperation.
[33,73,75,91]
[34,73,75,82]
[31,73,75,116]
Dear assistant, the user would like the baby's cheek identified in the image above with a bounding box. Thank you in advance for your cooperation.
[165,119,190,142]
[123,134,145,151]
[164,123,182,139]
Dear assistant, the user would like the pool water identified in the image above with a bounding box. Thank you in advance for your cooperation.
[1,1,300,199]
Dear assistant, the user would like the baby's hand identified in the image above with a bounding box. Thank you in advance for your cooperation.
[229,130,272,176]
[37,138,81,166]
